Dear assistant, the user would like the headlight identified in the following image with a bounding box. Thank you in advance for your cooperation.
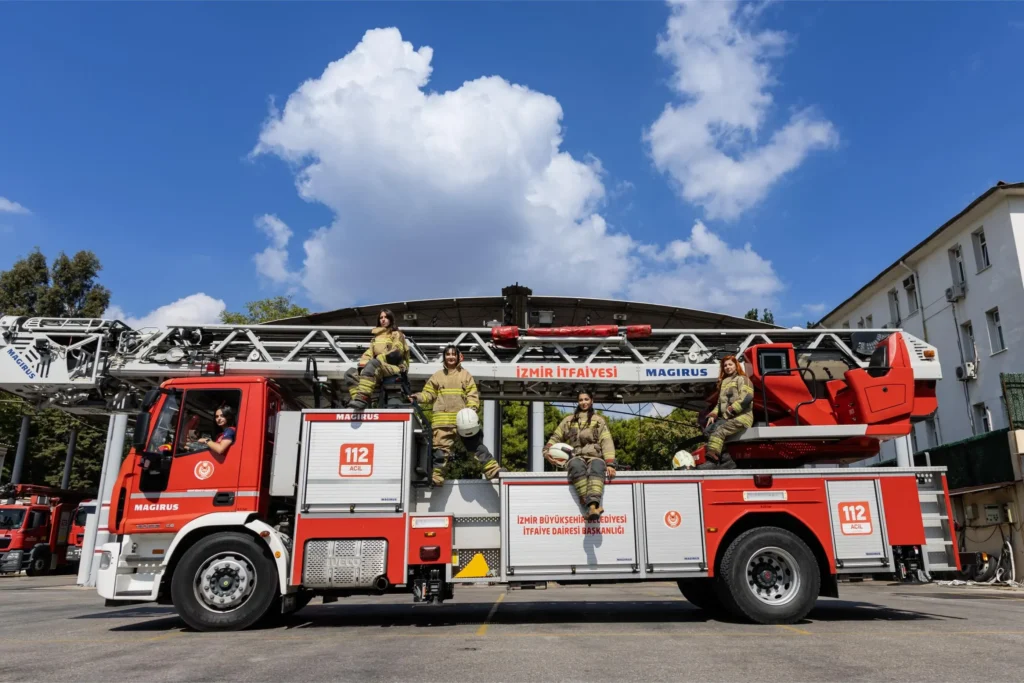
[98,551,112,570]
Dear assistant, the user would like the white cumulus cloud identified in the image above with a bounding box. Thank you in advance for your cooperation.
[0,197,31,215]
[249,26,781,315]
[105,293,227,330]
[645,0,839,220]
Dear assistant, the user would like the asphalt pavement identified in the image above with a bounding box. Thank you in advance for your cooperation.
[3,574,1024,682]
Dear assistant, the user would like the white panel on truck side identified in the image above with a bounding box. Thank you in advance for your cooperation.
[826,479,890,571]
[642,483,706,573]
[300,417,407,513]
[270,411,302,496]
[504,484,638,576]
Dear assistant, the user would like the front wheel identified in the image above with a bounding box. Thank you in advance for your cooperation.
[714,527,820,625]
[170,532,278,632]
[26,552,50,577]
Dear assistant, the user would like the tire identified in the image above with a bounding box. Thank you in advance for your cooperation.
[714,526,820,625]
[170,532,279,632]
[26,552,50,577]
[676,578,729,616]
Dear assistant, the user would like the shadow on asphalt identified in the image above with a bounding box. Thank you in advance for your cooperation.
[81,596,951,634]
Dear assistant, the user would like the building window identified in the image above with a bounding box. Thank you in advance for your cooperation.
[973,402,992,434]
[972,228,990,271]
[856,317,864,329]
[949,244,967,287]
[987,307,1006,353]
[887,289,901,327]
[842,321,850,329]
[902,275,919,315]
[925,417,941,448]
[864,314,873,329]
[961,321,976,361]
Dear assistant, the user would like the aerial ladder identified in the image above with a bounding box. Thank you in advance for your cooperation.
[0,315,957,629]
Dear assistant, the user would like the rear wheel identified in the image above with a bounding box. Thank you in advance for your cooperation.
[676,578,729,617]
[714,527,820,625]
[170,532,278,632]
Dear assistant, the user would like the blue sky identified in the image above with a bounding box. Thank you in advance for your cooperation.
[1,1,1022,329]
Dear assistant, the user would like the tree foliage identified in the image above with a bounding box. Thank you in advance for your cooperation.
[220,296,310,324]
[0,248,113,489]
[744,307,775,325]
[0,248,111,318]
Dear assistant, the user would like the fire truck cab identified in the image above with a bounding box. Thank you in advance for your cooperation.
[97,348,959,632]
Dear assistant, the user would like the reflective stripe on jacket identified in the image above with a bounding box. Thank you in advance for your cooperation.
[546,411,615,462]
[418,365,479,427]
[359,327,410,372]
[711,374,754,418]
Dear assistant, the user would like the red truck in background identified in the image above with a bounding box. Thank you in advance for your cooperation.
[0,484,90,575]
[65,498,96,566]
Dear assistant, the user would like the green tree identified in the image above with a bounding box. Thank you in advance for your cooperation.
[761,309,775,325]
[220,296,310,324]
[0,248,110,318]
[0,248,113,489]
[744,308,759,321]
[605,407,701,471]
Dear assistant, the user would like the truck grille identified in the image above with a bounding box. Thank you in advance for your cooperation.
[302,539,387,589]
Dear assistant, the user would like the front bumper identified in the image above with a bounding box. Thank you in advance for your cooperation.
[0,550,25,573]
[96,539,163,602]
[67,546,81,562]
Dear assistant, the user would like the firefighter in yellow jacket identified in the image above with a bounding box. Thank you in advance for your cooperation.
[347,309,410,410]
[413,344,503,486]
[544,388,617,521]
[699,354,754,469]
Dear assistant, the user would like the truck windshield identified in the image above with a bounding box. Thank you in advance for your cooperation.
[74,506,94,527]
[0,508,26,530]
[146,390,183,453]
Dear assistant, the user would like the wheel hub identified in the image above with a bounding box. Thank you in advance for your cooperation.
[194,553,256,613]
[745,546,800,606]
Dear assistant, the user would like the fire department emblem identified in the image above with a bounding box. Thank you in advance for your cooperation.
[664,510,682,528]
[194,460,215,480]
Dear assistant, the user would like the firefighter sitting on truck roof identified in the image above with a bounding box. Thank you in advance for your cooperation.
[544,388,617,522]
[700,355,753,470]
[412,344,504,486]
[346,309,410,410]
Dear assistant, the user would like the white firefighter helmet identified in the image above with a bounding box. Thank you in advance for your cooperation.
[456,408,481,437]
[672,449,696,470]
[547,442,574,465]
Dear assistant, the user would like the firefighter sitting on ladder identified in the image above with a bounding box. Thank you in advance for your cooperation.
[347,309,410,410]
[412,344,503,486]
[700,354,754,469]
[544,388,617,522]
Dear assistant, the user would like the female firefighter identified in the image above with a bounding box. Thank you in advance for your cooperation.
[412,344,503,486]
[544,388,617,522]
[347,309,411,410]
[700,355,754,469]
[197,404,237,457]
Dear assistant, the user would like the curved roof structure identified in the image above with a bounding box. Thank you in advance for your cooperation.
[272,287,776,331]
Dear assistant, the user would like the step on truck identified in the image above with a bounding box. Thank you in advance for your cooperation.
[82,329,958,631]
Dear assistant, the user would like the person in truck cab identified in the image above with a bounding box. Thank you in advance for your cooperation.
[544,388,617,522]
[347,309,410,410]
[412,344,503,486]
[187,404,237,457]
[700,355,753,470]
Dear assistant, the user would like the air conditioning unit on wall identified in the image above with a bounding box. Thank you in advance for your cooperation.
[956,361,978,381]
[945,282,967,302]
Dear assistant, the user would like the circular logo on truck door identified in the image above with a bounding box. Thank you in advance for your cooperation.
[194,460,215,480]
[664,510,682,528]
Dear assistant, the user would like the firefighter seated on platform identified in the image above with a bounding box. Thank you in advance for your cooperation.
[700,354,754,470]
[544,388,617,522]
[346,309,411,410]
[412,344,503,486]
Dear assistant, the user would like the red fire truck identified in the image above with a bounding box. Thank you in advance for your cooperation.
[65,499,96,566]
[0,484,88,575]
[72,325,958,632]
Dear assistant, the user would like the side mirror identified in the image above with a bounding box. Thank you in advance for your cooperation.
[132,412,151,450]
[140,388,161,412]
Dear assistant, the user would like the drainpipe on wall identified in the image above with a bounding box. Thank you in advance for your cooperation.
[950,302,978,435]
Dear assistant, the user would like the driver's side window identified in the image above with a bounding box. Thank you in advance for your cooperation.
[172,389,242,457]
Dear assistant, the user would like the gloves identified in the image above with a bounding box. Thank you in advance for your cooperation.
[384,349,403,365]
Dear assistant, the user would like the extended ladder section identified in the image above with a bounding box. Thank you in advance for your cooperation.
[0,316,941,464]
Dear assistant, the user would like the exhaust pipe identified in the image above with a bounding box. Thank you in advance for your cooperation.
[373,576,389,592]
